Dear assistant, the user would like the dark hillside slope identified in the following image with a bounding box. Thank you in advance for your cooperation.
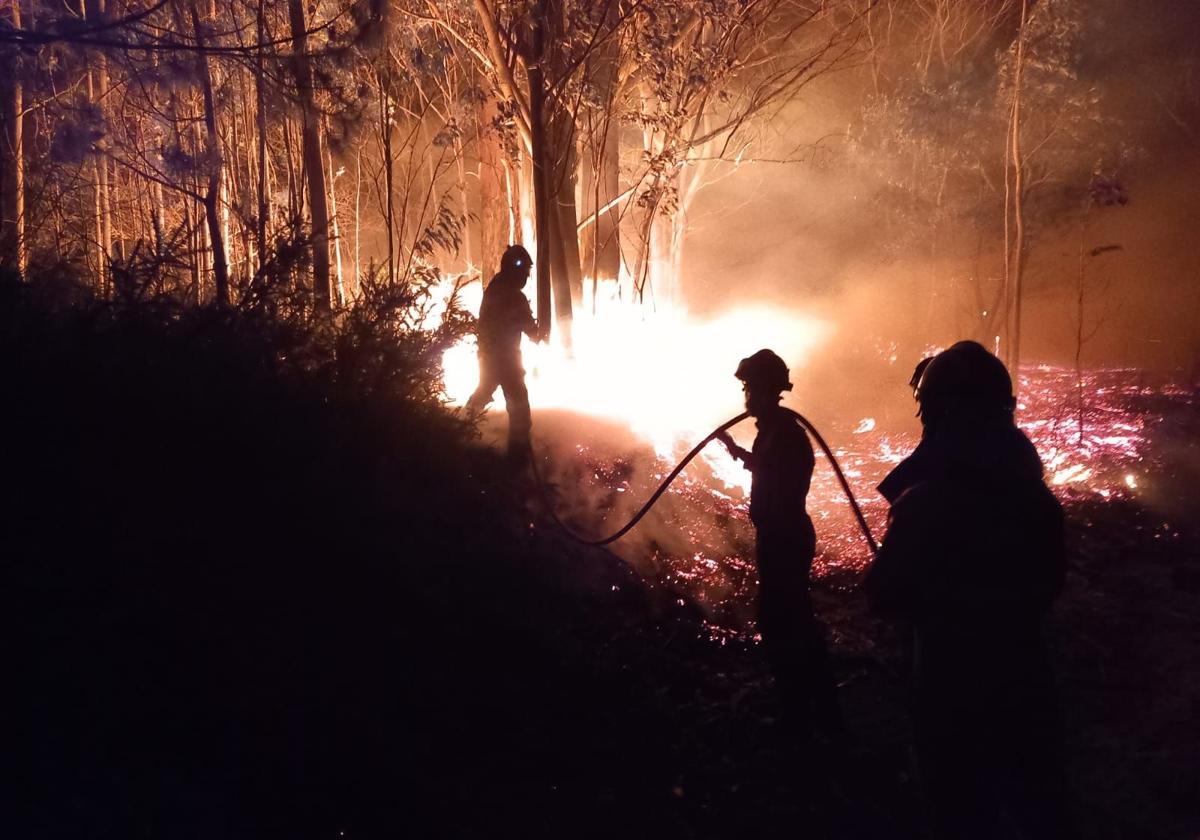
[3,283,686,838]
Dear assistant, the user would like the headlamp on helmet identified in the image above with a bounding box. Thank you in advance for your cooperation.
[501,244,532,274]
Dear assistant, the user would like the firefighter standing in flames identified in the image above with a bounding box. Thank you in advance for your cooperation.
[716,349,844,741]
[466,244,541,460]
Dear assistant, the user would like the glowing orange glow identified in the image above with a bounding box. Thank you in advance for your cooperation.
[433,278,1174,588]
[440,278,832,493]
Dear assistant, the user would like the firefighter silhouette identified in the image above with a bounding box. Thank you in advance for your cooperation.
[868,341,1073,839]
[717,349,844,741]
[465,245,541,459]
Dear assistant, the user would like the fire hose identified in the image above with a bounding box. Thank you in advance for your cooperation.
[527,409,880,556]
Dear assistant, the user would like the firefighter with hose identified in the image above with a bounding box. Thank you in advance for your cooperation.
[716,349,845,743]
[465,245,542,463]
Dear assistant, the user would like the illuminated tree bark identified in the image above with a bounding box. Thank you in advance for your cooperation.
[528,0,552,339]
[190,2,229,307]
[254,0,270,275]
[324,117,344,304]
[288,0,332,312]
[579,3,621,294]
[96,0,113,282]
[1004,0,1028,387]
[580,118,620,291]
[549,110,582,317]
[0,0,24,277]
[476,94,506,277]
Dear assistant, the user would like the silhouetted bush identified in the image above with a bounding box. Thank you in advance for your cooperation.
[3,275,678,838]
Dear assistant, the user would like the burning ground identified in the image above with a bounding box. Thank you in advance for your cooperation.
[476,359,1200,837]
[476,363,1195,627]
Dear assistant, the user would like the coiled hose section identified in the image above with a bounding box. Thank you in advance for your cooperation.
[528,409,879,556]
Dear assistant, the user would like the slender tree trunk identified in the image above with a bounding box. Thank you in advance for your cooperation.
[0,0,24,277]
[528,0,551,340]
[183,198,198,302]
[546,195,573,336]
[191,3,230,306]
[353,142,361,294]
[551,119,583,311]
[379,68,396,284]
[581,118,620,286]
[255,0,269,273]
[1075,198,1090,443]
[325,120,344,305]
[475,95,506,276]
[506,156,524,245]
[80,0,106,290]
[283,118,298,220]
[236,66,254,281]
[152,180,165,257]
[97,0,113,280]
[288,0,331,311]
[453,136,474,275]
[1005,0,1028,389]
[581,8,620,291]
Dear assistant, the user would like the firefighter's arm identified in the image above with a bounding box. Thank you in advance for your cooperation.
[519,299,542,342]
[715,431,754,469]
[865,487,933,619]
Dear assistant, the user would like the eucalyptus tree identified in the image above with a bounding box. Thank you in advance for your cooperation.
[400,0,864,343]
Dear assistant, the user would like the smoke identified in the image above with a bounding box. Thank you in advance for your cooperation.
[680,0,1200,382]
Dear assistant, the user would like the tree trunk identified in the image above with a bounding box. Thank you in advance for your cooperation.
[508,155,525,245]
[379,69,395,284]
[1005,0,1029,390]
[97,0,113,284]
[550,117,583,311]
[476,95,506,276]
[353,143,361,294]
[325,121,344,305]
[580,123,620,286]
[580,7,621,293]
[0,0,24,277]
[79,0,106,290]
[546,193,573,338]
[1075,198,1091,444]
[288,0,331,311]
[191,2,230,306]
[528,0,551,340]
[255,0,269,274]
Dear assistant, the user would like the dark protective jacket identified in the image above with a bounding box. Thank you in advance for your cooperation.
[477,272,537,362]
[867,417,1068,836]
[744,408,818,586]
[868,418,1064,630]
[747,409,815,533]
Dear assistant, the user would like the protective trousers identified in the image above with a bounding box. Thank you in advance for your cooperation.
[755,530,842,740]
[915,642,1073,839]
[466,352,531,456]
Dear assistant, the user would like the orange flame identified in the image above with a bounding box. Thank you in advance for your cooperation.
[439,278,832,490]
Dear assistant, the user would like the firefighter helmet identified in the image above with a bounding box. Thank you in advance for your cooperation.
[735,349,793,393]
[912,341,1015,422]
[501,244,532,273]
